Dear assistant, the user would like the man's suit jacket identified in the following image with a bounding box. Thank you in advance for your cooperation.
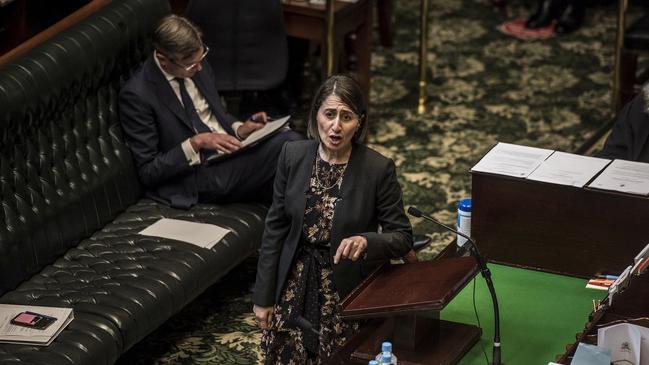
[253,140,413,307]
[119,56,237,208]
[599,88,649,162]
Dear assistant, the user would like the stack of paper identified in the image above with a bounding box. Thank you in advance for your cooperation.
[139,218,232,249]
[0,304,74,346]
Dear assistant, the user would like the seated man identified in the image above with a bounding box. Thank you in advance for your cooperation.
[599,84,649,162]
[119,15,301,208]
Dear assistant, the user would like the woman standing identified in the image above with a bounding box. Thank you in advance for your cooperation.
[252,75,413,363]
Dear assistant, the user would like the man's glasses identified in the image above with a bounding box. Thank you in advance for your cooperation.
[166,45,209,72]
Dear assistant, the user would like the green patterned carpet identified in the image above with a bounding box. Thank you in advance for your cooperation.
[117,0,619,363]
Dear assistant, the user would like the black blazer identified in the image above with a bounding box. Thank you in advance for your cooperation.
[599,91,649,162]
[253,140,413,307]
[119,56,237,208]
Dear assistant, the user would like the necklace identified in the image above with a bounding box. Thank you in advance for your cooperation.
[314,155,347,191]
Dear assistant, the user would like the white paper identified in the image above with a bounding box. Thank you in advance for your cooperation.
[470,142,554,178]
[0,304,74,346]
[527,152,610,187]
[139,218,231,249]
[241,115,291,147]
[588,159,649,195]
[598,323,649,365]
[206,116,291,163]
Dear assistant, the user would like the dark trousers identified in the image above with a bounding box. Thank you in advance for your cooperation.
[196,130,302,204]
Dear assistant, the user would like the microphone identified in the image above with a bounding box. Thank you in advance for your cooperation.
[407,206,504,365]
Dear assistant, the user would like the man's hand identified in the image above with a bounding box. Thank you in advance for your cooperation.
[190,132,242,154]
[253,304,274,330]
[237,111,269,140]
[333,235,368,264]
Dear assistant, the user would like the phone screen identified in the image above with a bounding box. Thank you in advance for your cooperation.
[11,311,57,330]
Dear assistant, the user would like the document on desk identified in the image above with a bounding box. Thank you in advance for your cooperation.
[588,159,649,195]
[527,152,610,187]
[470,142,554,178]
[597,323,649,365]
[139,218,231,249]
[205,115,290,163]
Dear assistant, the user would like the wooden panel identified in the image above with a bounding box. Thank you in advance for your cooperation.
[0,0,111,67]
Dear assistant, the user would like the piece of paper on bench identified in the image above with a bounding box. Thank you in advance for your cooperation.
[139,218,231,249]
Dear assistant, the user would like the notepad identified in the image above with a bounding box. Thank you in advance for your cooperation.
[0,304,73,346]
[205,115,291,163]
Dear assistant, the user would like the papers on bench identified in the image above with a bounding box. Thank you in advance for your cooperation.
[0,304,73,346]
[139,218,231,249]
[472,142,649,194]
[205,115,291,163]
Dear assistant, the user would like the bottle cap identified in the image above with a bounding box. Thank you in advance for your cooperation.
[458,198,472,212]
[381,341,392,353]
[369,361,379,365]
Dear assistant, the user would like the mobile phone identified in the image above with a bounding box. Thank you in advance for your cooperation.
[10,311,57,330]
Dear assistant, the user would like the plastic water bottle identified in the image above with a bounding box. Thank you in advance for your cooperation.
[375,341,397,364]
[457,198,472,249]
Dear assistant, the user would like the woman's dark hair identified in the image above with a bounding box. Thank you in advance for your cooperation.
[307,74,368,143]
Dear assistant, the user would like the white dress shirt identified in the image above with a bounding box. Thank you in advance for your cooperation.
[153,53,242,165]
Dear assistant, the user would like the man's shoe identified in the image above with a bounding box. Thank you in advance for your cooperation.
[526,0,564,29]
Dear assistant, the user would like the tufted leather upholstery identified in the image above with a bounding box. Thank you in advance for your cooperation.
[0,0,267,364]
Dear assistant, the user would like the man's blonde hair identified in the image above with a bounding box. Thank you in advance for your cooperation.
[153,15,203,61]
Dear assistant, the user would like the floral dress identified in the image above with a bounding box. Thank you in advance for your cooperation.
[261,153,358,364]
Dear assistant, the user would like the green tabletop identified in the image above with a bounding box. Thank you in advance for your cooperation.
[440,264,607,365]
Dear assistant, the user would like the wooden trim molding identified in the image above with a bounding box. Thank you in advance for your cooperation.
[0,0,112,68]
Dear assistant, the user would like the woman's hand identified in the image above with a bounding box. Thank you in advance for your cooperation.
[334,235,368,264]
[253,304,274,330]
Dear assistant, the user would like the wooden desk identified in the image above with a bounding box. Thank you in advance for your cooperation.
[282,0,372,102]
[471,171,649,278]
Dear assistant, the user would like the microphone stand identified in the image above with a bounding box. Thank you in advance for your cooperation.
[408,207,504,365]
